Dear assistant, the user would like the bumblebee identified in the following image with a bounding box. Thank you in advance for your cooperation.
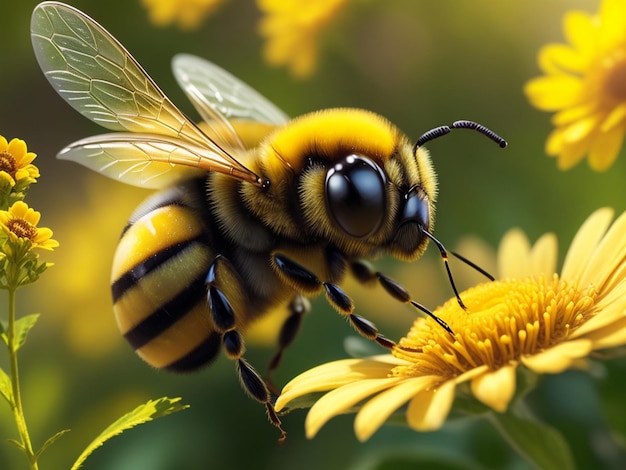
[31,2,506,440]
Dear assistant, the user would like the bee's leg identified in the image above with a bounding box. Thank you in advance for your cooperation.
[350,259,454,336]
[272,253,396,350]
[266,295,311,395]
[206,255,287,443]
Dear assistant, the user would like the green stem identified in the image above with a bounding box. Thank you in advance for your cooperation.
[7,286,39,470]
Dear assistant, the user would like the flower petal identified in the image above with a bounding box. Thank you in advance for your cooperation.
[563,11,596,56]
[470,364,516,412]
[529,232,558,277]
[575,210,626,292]
[276,355,406,410]
[598,0,626,47]
[525,74,584,111]
[552,103,597,126]
[520,339,593,373]
[306,377,405,438]
[601,103,626,132]
[498,229,531,279]
[582,315,626,349]
[406,378,456,431]
[7,138,26,159]
[588,123,625,171]
[354,376,437,441]
[573,287,626,338]
[537,43,587,74]
[561,208,614,281]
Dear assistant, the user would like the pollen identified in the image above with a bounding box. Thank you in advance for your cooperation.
[0,151,16,177]
[392,275,598,379]
[7,218,38,241]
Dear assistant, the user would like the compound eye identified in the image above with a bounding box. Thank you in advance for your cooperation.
[401,186,429,231]
[325,156,386,238]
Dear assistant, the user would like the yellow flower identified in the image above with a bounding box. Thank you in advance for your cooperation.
[525,0,626,171]
[0,135,39,187]
[257,0,348,78]
[140,0,227,30]
[0,201,58,251]
[276,208,626,441]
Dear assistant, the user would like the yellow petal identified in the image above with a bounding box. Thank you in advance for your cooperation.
[573,293,626,338]
[520,339,593,373]
[575,210,626,291]
[498,229,531,279]
[563,11,596,56]
[276,355,405,410]
[470,364,516,412]
[561,208,614,281]
[529,232,558,277]
[537,43,587,74]
[598,0,626,46]
[546,127,590,169]
[524,75,583,111]
[552,102,597,126]
[305,377,404,438]
[561,114,601,144]
[588,123,625,171]
[582,315,626,349]
[406,379,456,431]
[354,376,437,441]
[601,104,626,132]
[7,138,26,159]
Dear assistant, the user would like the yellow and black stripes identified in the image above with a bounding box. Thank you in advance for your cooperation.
[111,180,219,372]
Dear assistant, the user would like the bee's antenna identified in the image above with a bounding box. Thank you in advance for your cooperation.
[414,120,507,152]
[452,120,508,148]
[414,126,451,148]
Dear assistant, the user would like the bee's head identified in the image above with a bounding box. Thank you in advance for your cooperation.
[323,151,433,260]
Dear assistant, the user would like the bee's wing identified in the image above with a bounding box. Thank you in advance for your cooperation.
[172,53,289,135]
[30,2,262,187]
[57,133,261,189]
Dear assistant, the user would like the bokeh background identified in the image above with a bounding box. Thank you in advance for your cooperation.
[1,0,626,468]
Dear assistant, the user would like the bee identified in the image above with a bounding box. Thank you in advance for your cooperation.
[31,2,506,441]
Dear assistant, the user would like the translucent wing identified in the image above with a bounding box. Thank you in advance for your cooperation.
[30,1,263,187]
[58,133,263,189]
[172,53,289,132]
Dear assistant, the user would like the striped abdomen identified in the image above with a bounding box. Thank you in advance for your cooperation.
[111,179,221,372]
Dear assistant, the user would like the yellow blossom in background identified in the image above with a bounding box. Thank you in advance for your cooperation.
[525,0,626,171]
[0,135,39,188]
[277,208,626,441]
[257,0,348,78]
[140,0,227,30]
[0,200,58,251]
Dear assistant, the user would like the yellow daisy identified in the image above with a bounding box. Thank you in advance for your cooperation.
[276,208,626,441]
[0,135,39,187]
[0,201,58,251]
[525,0,626,171]
[257,0,348,78]
[140,0,227,30]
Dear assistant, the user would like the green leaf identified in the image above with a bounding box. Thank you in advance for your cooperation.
[70,397,189,470]
[12,314,39,352]
[489,408,574,470]
[36,429,71,461]
[0,367,13,405]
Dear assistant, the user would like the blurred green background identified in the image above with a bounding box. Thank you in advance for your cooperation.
[1,0,626,468]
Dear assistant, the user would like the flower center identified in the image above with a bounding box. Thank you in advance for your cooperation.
[7,218,38,241]
[392,275,597,379]
[603,53,626,101]
[0,151,16,177]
